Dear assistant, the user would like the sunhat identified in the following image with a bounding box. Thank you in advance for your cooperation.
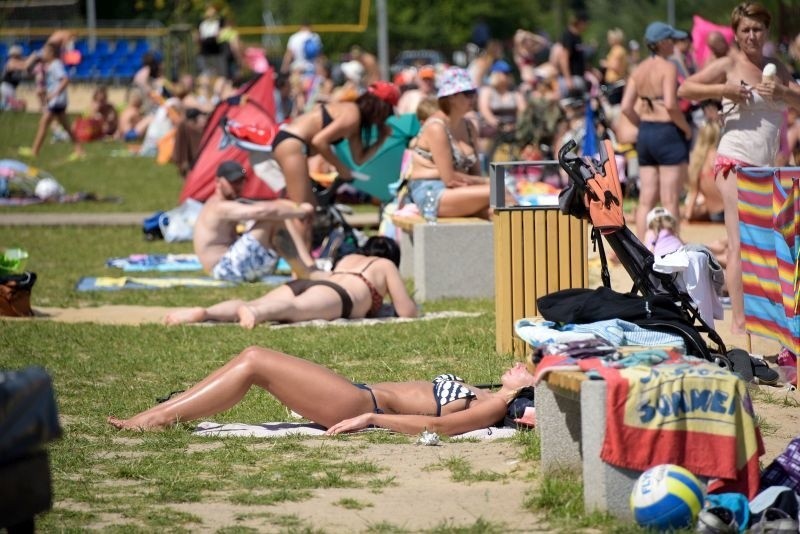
[646,206,673,227]
[340,60,364,82]
[644,22,687,45]
[437,67,476,98]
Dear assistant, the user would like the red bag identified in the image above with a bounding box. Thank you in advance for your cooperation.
[72,117,102,142]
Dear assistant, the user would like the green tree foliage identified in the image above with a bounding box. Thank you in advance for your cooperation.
[93,0,798,62]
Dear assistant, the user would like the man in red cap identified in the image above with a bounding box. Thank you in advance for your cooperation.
[193,160,315,282]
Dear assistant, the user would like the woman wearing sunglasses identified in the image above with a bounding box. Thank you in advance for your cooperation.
[405,67,494,220]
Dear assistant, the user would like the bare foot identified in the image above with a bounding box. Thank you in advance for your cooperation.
[237,305,259,329]
[107,415,158,431]
[163,307,207,326]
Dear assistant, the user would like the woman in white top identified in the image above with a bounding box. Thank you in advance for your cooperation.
[677,1,800,334]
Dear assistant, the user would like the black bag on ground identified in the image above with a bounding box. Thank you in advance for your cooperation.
[537,287,712,360]
[0,366,62,531]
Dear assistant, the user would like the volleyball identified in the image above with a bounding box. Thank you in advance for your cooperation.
[630,464,705,530]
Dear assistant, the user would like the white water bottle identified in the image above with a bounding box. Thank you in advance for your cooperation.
[422,189,437,223]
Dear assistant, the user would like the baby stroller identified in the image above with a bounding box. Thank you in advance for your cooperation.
[556,138,729,365]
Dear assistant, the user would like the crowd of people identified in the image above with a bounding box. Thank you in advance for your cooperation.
[3,3,799,426]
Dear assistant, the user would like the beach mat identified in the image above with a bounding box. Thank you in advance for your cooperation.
[76,274,291,291]
[193,421,516,440]
[23,306,481,327]
[106,254,203,272]
[186,310,483,329]
[105,255,293,274]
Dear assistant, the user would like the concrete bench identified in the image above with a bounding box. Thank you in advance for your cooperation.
[391,214,493,301]
[530,364,640,520]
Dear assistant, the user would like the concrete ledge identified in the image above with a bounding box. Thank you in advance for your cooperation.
[536,374,639,520]
[401,221,494,301]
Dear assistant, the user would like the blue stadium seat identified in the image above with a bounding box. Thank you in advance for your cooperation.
[94,39,113,56]
[74,40,89,55]
[132,38,149,54]
[72,62,95,82]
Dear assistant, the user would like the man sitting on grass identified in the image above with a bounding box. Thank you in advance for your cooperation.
[194,160,314,282]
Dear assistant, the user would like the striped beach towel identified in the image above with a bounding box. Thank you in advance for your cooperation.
[736,166,800,355]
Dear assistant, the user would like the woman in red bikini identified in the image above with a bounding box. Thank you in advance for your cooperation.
[163,236,417,328]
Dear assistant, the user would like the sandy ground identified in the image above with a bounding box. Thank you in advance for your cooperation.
[5,218,799,530]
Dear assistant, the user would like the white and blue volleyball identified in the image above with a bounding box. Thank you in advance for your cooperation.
[630,464,705,530]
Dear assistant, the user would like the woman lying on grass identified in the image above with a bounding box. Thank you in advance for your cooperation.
[163,236,417,328]
[107,347,536,434]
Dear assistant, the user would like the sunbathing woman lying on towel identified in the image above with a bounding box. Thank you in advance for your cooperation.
[163,236,417,328]
[107,347,536,433]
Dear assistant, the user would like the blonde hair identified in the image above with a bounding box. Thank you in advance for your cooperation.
[607,28,624,46]
[687,122,721,198]
[416,96,439,123]
[648,211,678,234]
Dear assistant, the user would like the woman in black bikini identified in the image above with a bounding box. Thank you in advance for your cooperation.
[271,81,400,207]
[108,349,536,433]
[163,236,417,329]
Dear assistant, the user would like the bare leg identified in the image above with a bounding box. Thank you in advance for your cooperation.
[107,346,375,430]
[658,163,685,236]
[54,112,84,155]
[238,285,343,328]
[270,220,315,277]
[164,307,207,325]
[635,165,659,240]
[274,142,316,249]
[438,185,493,219]
[717,174,745,334]
[31,111,55,155]
[163,299,247,325]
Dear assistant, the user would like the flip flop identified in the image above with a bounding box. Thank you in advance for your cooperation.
[751,357,780,386]
[727,349,754,382]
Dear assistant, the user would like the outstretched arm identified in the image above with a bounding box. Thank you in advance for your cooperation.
[217,199,313,222]
[384,264,417,318]
[325,396,507,436]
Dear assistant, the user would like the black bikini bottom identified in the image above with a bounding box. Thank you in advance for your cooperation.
[286,279,353,318]
[353,383,385,414]
[272,129,309,153]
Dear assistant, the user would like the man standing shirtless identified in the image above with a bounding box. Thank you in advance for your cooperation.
[195,160,314,282]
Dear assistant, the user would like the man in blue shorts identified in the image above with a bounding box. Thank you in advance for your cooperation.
[193,160,314,282]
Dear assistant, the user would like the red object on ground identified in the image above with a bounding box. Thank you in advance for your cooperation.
[179,70,279,202]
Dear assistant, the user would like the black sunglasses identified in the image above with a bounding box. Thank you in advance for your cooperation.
[461,89,477,97]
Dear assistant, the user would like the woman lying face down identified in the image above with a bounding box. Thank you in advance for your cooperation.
[163,236,418,328]
[107,346,536,435]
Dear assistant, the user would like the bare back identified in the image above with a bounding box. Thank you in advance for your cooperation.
[326,254,417,318]
[193,197,248,271]
[630,56,678,122]
[281,101,360,145]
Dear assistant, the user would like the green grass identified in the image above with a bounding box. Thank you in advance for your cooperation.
[0,112,641,531]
